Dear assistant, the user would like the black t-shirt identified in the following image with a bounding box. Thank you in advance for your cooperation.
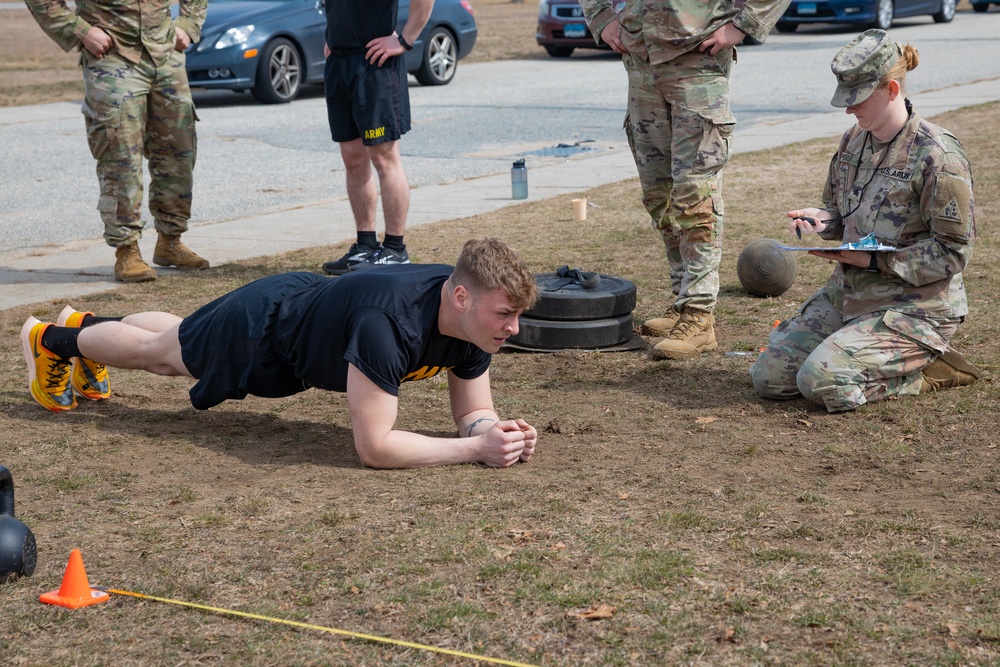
[272,264,491,396]
[326,0,399,52]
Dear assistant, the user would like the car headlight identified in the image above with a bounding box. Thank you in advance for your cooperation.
[538,0,552,13]
[214,24,256,50]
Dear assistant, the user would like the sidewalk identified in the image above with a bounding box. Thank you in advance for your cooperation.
[2,76,998,311]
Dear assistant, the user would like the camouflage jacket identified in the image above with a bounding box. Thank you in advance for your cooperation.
[579,0,790,65]
[817,104,975,322]
[24,0,206,67]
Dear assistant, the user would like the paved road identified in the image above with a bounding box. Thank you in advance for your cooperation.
[1,12,998,309]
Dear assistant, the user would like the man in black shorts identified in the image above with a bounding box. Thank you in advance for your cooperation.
[321,0,434,276]
[21,238,540,470]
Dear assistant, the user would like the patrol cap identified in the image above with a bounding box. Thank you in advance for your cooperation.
[830,29,901,108]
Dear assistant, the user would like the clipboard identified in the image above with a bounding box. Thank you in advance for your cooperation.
[776,232,898,252]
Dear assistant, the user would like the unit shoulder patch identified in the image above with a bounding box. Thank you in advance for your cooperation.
[940,197,962,223]
[932,172,972,239]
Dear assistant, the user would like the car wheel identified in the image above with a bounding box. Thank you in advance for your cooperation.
[251,37,303,104]
[775,21,797,33]
[972,1,988,11]
[415,27,458,86]
[933,0,956,20]
[872,0,894,30]
[545,45,575,57]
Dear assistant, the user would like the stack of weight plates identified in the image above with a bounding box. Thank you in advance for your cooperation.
[507,267,640,351]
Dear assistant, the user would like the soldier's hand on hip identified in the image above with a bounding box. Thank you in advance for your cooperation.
[365,34,404,67]
[600,22,626,55]
[174,27,192,52]
[699,23,745,56]
[82,27,113,58]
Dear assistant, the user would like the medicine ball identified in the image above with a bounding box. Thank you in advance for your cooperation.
[737,239,797,298]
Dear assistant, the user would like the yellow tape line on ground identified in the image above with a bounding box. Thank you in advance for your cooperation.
[106,588,540,667]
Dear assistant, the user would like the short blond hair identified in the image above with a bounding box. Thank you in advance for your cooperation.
[451,238,538,311]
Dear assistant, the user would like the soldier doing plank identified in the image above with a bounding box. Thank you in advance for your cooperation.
[21,239,540,470]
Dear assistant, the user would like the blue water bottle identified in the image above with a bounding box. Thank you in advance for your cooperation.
[511,158,528,200]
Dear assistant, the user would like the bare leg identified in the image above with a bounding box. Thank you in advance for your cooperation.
[340,138,378,233]
[367,140,409,237]
[120,311,183,333]
[77,320,190,377]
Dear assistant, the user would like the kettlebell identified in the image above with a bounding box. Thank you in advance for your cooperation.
[0,465,37,581]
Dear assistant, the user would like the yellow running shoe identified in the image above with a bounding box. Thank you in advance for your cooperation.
[20,316,77,412]
[56,306,111,401]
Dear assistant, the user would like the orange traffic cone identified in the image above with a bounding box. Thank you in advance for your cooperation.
[39,549,110,609]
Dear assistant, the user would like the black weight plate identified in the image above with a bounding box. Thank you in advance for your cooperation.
[509,313,634,350]
[527,272,637,321]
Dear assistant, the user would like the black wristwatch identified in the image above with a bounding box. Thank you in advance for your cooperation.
[397,34,413,51]
[866,252,880,273]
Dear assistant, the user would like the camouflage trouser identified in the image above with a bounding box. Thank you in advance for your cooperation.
[81,49,197,248]
[623,48,736,312]
[749,290,960,412]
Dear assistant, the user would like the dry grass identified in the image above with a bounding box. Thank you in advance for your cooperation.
[1,100,998,665]
[0,9,84,106]
[464,0,545,63]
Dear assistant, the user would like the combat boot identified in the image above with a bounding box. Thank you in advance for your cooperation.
[651,309,718,359]
[919,349,982,393]
[153,232,210,270]
[640,307,680,337]
[114,243,157,283]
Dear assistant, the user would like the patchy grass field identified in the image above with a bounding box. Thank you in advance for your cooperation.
[1,97,998,665]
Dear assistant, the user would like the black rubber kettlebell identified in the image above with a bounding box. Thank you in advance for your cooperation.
[0,465,37,581]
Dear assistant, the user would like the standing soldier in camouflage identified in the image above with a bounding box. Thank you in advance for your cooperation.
[751,30,980,412]
[579,0,789,359]
[25,0,210,283]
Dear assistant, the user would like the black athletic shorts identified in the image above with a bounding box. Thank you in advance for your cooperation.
[178,272,326,410]
[324,51,411,145]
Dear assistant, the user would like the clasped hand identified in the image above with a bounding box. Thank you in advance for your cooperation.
[479,419,537,468]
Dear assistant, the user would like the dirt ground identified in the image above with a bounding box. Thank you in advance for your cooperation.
[2,2,999,666]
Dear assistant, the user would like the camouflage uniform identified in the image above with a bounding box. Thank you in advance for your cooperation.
[750,32,975,412]
[24,0,206,248]
[580,0,790,313]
